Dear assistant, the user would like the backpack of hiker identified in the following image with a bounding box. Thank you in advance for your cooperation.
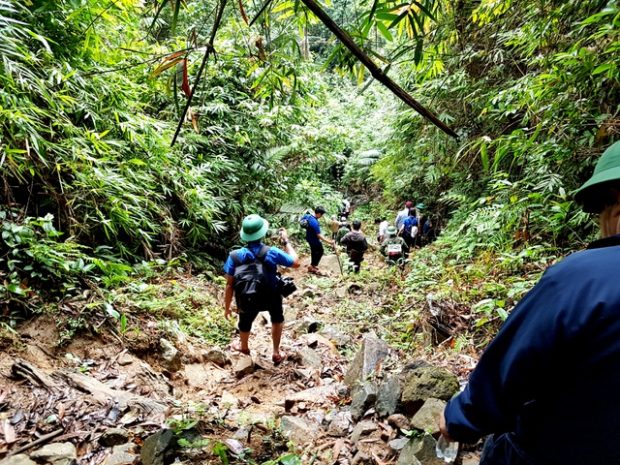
[230,245,270,310]
[402,215,418,239]
[297,210,311,231]
[381,226,406,265]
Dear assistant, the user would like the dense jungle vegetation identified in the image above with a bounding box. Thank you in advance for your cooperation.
[0,0,618,347]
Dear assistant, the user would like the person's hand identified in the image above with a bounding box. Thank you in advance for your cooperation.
[224,307,232,320]
[279,228,289,243]
[439,411,453,442]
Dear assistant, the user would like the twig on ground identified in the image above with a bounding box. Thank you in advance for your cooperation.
[8,428,64,456]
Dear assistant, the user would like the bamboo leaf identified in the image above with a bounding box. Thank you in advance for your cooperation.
[376,21,393,41]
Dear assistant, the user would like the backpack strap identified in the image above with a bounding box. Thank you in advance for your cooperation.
[230,245,270,267]
[230,249,243,266]
[256,245,270,261]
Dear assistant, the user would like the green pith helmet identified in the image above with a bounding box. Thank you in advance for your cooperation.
[386,226,397,236]
[416,202,426,210]
[575,141,620,213]
[240,214,269,242]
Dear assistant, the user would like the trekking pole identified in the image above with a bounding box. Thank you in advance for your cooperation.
[333,242,344,276]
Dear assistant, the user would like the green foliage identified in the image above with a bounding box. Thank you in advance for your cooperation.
[364,0,619,256]
[262,452,303,465]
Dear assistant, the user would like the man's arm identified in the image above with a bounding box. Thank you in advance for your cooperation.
[318,232,335,246]
[224,275,234,319]
[310,219,334,246]
[442,268,576,443]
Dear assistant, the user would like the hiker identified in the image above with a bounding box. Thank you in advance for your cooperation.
[421,217,434,245]
[377,218,389,243]
[329,215,340,241]
[341,198,351,218]
[339,219,368,273]
[380,226,406,266]
[395,200,413,230]
[414,203,426,247]
[336,217,351,244]
[399,209,418,250]
[440,141,620,465]
[223,214,300,365]
[302,206,335,275]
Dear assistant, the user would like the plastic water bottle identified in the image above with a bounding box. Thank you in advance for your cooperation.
[436,435,459,463]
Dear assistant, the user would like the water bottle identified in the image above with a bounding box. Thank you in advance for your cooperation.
[436,435,459,463]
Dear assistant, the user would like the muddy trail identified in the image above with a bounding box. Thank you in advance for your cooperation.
[0,250,480,465]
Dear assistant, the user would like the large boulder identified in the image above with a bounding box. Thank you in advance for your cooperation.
[280,416,318,443]
[233,355,255,379]
[293,347,322,369]
[376,376,401,417]
[321,255,342,275]
[104,443,138,465]
[30,443,76,465]
[350,381,378,420]
[202,348,230,367]
[326,411,353,437]
[400,366,458,414]
[398,435,443,465]
[410,398,446,435]
[350,420,378,443]
[344,336,390,389]
[141,429,176,465]
[159,338,182,372]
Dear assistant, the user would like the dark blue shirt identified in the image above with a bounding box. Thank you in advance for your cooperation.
[445,235,620,465]
[223,242,294,289]
[304,214,322,246]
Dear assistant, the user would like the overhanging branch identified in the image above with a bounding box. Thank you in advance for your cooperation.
[299,0,458,139]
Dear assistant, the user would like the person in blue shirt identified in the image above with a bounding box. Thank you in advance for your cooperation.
[439,141,620,465]
[398,210,418,250]
[223,214,300,365]
[303,206,335,275]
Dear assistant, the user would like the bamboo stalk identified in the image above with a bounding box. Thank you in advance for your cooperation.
[170,0,229,147]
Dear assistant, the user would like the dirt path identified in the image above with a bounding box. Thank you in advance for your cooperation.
[0,251,480,465]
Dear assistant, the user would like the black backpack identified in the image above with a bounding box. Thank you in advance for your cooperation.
[299,214,310,229]
[231,245,270,311]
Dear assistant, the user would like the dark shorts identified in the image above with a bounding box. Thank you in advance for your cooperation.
[480,433,537,465]
[309,242,324,267]
[237,293,284,332]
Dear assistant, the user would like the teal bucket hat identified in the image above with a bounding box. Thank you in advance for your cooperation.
[575,141,620,212]
[240,214,269,242]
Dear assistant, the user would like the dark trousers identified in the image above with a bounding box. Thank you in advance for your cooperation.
[480,434,536,465]
[309,242,324,267]
[348,249,363,273]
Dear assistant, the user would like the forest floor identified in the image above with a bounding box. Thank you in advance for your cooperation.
[0,248,482,465]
